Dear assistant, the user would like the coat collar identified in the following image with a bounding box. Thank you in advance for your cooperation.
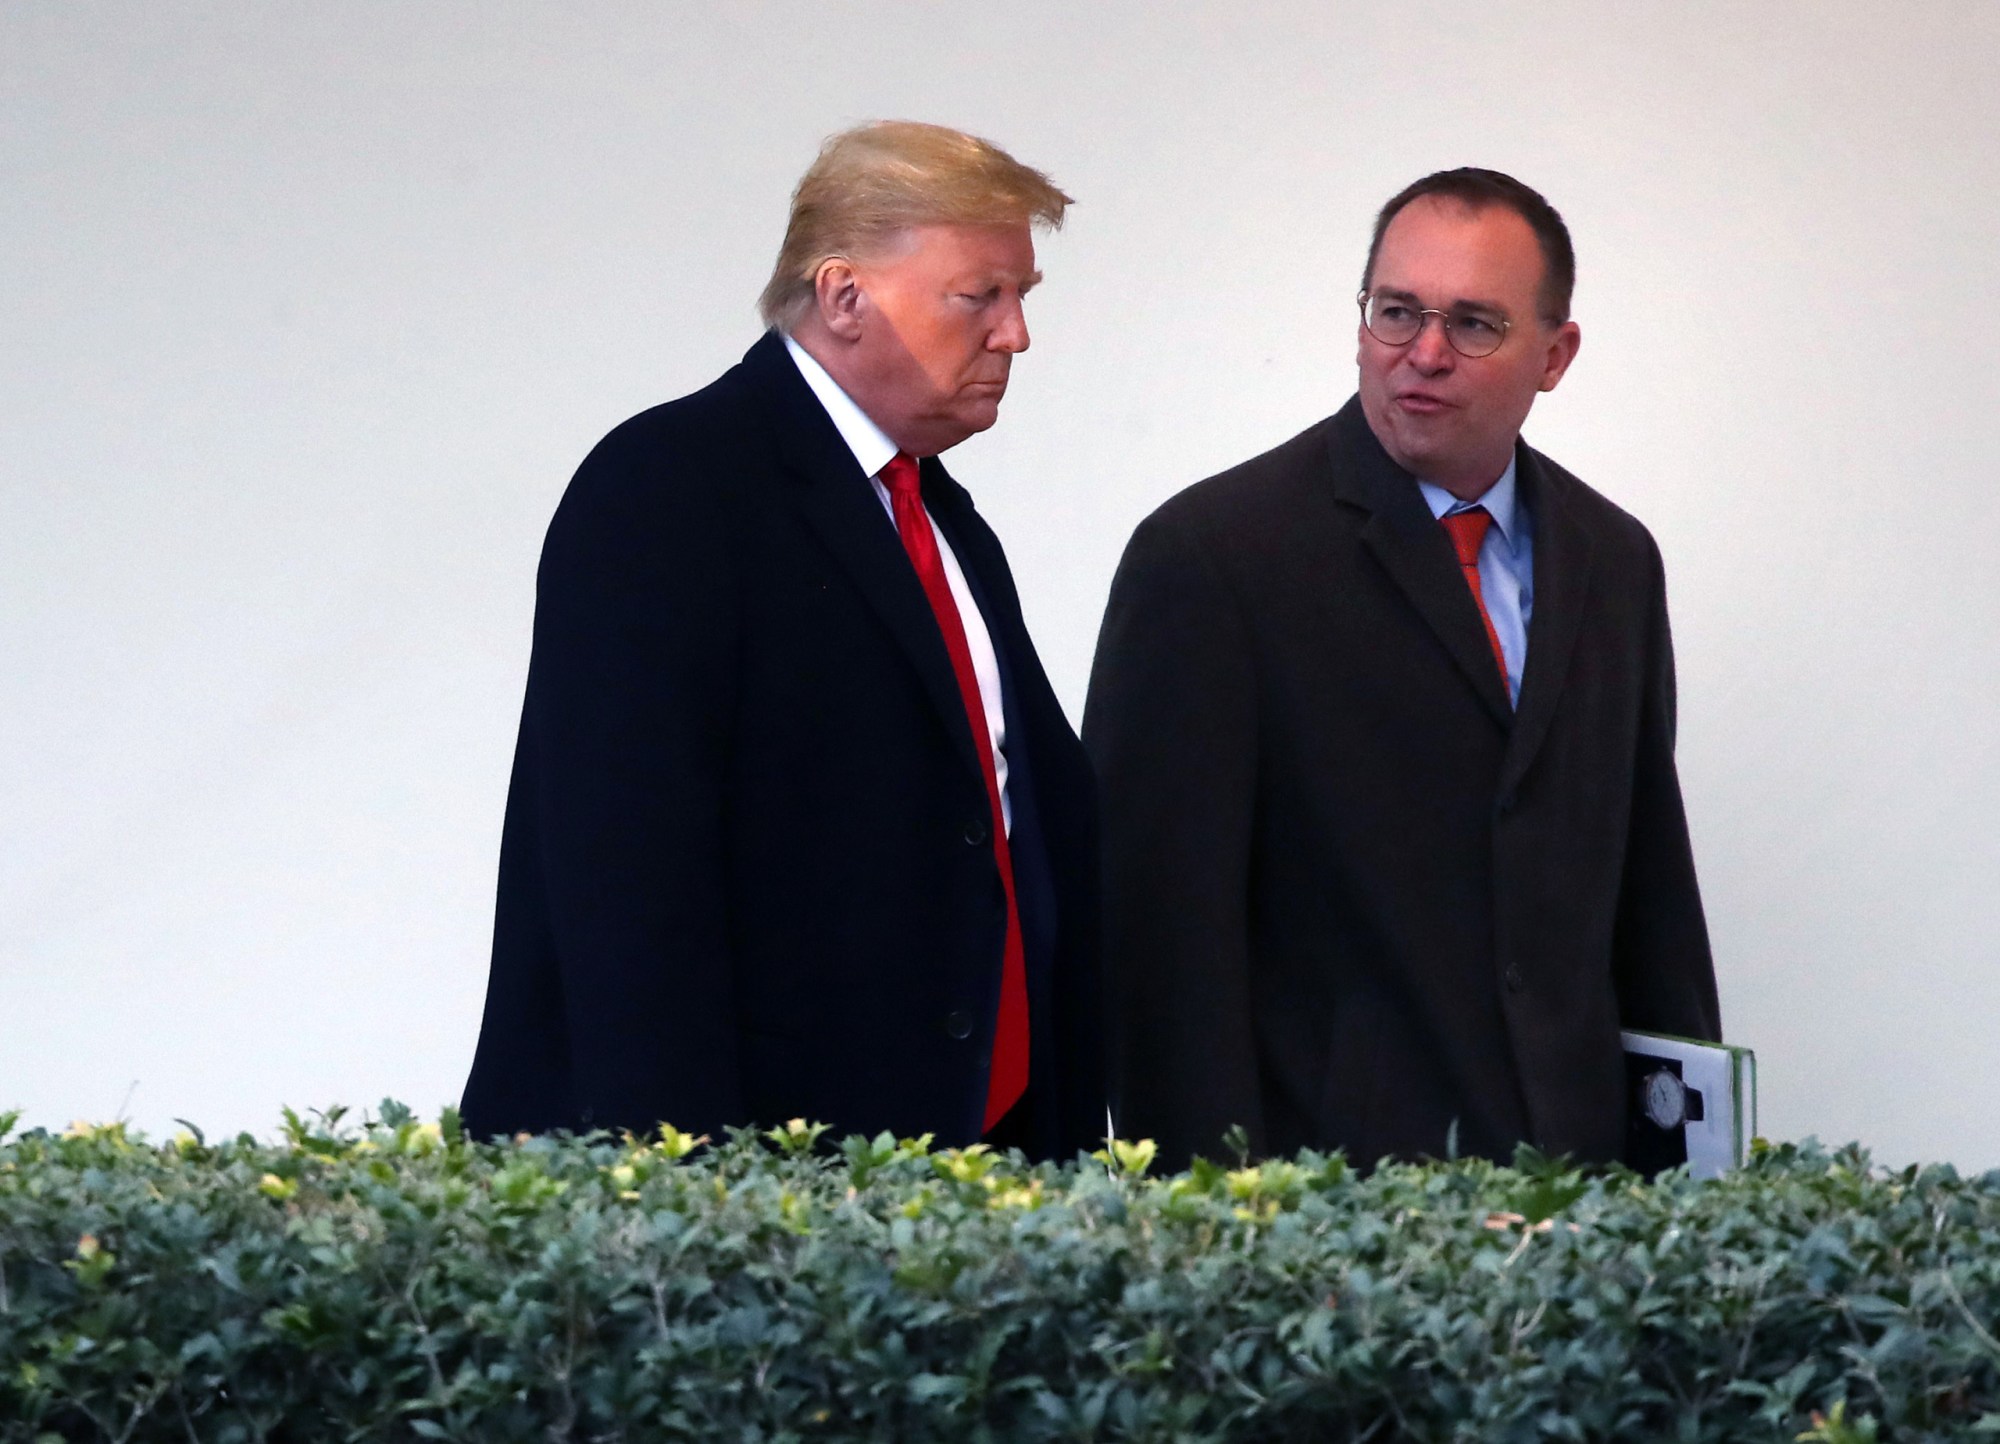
[1325,396,1595,786]
[1499,440,1593,796]
[736,330,988,785]
[1327,398,1515,730]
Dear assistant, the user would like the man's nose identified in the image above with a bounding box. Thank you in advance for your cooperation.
[991,297,1030,353]
[1405,312,1455,371]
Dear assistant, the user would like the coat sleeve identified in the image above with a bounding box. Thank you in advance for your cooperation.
[1609,534,1722,1043]
[514,425,745,1135]
[1083,508,1266,1168]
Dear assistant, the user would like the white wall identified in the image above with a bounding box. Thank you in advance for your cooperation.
[5,2,1997,1165]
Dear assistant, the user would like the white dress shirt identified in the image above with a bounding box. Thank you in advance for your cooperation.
[783,333,1012,833]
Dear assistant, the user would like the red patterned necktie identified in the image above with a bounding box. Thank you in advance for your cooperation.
[879,452,1029,1133]
[1439,506,1511,688]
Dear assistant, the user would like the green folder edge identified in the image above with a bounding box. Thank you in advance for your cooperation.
[1623,1029,1759,1168]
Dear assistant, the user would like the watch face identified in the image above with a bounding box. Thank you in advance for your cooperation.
[1642,1069,1688,1130]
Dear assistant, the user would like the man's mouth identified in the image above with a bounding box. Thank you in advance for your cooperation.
[1394,391,1453,415]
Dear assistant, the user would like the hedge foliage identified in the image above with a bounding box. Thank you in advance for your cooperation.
[5,1104,2000,1442]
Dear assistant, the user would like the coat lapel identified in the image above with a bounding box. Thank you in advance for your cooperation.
[1497,446,1593,795]
[1328,402,1514,731]
[738,332,986,783]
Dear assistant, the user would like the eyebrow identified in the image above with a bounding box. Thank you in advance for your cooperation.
[1373,285,1506,314]
[954,269,1044,296]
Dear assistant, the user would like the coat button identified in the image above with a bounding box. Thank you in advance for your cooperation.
[1495,791,1518,817]
[963,818,989,846]
[1504,966,1524,992]
[942,1009,975,1040]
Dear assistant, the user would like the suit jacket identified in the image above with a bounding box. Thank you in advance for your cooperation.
[1083,396,1719,1172]
[461,331,1104,1159]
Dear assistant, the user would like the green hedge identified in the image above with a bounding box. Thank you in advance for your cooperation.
[3,1105,1997,1443]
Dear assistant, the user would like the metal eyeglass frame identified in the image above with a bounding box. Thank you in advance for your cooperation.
[1356,289,1512,359]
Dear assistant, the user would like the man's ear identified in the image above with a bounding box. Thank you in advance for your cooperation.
[815,259,865,342]
[1539,320,1581,393]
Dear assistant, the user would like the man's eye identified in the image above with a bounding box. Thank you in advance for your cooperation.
[1454,314,1502,337]
[1378,303,1415,323]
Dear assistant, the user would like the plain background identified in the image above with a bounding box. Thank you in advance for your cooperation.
[5,3,1997,1165]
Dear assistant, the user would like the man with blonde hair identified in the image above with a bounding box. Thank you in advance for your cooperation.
[463,122,1104,1158]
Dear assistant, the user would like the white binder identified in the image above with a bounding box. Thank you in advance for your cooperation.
[1621,1030,1758,1180]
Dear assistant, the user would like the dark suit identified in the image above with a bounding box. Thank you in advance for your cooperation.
[462,331,1103,1159]
[1083,396,1718,1171]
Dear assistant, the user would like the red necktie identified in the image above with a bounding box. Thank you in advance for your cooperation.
[880,452,1029,1133]
[1440,506,1511,688]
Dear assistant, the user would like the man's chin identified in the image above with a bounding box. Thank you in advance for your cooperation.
[952,399,1004,437]
[1374,418,1449,478]
[1385,416,1495,481]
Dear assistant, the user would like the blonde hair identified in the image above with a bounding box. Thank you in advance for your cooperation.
[757,120,1072,330]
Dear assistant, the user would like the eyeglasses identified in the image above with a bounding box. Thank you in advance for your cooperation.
[1357,290,1512,359]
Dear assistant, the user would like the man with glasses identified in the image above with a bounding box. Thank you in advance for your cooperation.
[1085,168,1721,1171]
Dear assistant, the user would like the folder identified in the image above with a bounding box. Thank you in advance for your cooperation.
[1621,1030,1757,1180]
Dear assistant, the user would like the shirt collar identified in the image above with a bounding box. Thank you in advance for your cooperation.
[782,331,899,480]
[1417,454,1525,551]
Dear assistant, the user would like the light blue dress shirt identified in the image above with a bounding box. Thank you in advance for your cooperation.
[1418,458,1534,707]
